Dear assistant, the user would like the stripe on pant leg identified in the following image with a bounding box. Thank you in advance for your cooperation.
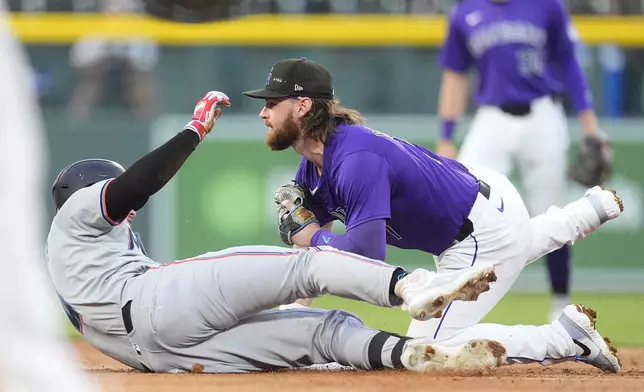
[367,331,391,369]
[432,234,479,340]
[391,336,413,369]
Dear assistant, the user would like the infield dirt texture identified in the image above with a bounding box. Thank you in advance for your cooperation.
[76,340,644,392]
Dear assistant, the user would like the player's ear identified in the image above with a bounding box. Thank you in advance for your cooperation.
[297,97,313,117]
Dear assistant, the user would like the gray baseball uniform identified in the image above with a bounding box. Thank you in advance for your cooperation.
[46,179,406,373]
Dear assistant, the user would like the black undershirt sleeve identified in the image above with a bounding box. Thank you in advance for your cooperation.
[104,129,200,223]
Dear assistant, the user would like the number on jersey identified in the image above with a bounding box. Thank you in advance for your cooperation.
[516,48,544,77]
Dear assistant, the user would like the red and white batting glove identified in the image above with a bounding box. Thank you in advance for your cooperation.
[185,91,231,141]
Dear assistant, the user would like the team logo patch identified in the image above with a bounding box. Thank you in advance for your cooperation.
[296,209,314,221]
[265,67,274,86]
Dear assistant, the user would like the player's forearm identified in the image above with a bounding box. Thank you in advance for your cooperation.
[579,109,601,137]
[105,129,200,222]
[439,70,469,120]
[438,70,469,140]
[310,220,387,261]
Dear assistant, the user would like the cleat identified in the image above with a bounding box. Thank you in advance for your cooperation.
[609,190,624,213]
[402,339,507,372]
[584,186,623,224]
[395,264,496,321]
[555,304,621,373]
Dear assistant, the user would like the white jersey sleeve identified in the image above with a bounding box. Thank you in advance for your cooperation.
[55,179,122,234]
[47,178,156,335]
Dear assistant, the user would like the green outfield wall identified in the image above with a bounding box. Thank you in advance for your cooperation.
[149,115,644,292]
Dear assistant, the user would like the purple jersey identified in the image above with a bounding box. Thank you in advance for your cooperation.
[295,124,480,255]
[440,0,578,107]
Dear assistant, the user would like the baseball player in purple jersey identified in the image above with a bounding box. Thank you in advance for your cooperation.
[243,57,622,373]
[435,0,611,322]
[46,90,509,374]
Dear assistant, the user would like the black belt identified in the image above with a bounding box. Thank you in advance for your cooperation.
[122,300,153,373]
[497,95,563,117]
[454,180,490,242]
[122,300,134,334]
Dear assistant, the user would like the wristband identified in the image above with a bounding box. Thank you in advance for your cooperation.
[440,120,456,140]
[185,120,206,141]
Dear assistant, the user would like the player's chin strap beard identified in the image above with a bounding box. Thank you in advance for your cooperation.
[367,331,412,370]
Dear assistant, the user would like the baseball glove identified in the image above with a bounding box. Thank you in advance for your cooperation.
[569,135,613,188]
[274,182,318,246]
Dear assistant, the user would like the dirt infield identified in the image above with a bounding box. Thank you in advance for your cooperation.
[74,341,644,392]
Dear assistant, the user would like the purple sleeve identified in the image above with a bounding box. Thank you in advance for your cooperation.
[547,0,576,58]
[311,219,387,261]
[439,7,473,72]
[548,0,592,111]
[560,52,593,112]
[333,151,392,230]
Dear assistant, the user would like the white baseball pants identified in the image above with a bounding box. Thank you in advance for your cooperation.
[406,164,606,365]
[458,95,570,216]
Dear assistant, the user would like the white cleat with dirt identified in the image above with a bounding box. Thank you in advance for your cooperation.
[584,186,624,224]
[402,339,507,372]
[554,304,621,373]
[562,187,624,241]
[395,264,497,321]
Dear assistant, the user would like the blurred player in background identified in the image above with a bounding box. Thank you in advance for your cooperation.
[68,0,158,121]
[0,3,99,391]
[435,0,611,322]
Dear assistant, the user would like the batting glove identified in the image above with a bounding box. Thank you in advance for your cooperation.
[185,91,231,141]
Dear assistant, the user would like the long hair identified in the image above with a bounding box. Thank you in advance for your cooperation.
[300,99,365,142]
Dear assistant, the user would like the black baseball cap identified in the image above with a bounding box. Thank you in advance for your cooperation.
[243,58,334,100]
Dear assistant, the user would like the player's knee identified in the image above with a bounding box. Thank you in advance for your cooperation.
[313,309,365,359]
[318,309,364,335]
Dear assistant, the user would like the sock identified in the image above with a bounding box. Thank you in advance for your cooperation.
[546,246,571,295]
[367,331,412,369]
[389,268,409,306]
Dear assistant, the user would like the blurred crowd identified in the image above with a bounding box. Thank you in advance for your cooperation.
[213,0,638,15]
[6,0,644,15]
[7,0,644,123]
[245,0,641,15]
